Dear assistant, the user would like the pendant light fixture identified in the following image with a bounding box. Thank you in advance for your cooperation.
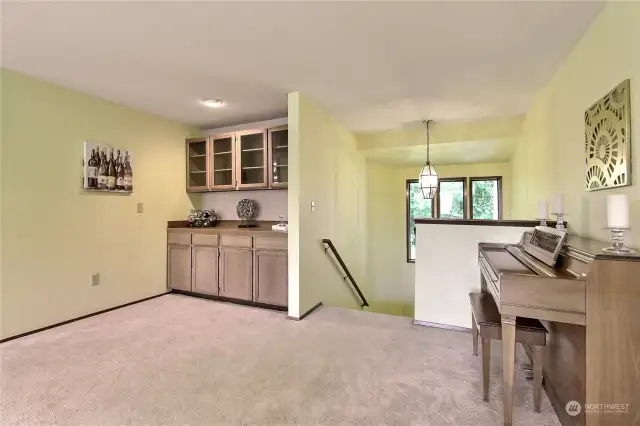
[419,120,438,199]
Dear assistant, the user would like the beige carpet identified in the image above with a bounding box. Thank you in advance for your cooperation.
[0,294,560,425]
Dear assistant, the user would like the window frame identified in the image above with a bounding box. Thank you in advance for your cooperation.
[436,177,468,219]
[470,176,503,220]
[406,179,434,263]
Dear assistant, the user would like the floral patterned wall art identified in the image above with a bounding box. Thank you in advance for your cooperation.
[585,79,632,191]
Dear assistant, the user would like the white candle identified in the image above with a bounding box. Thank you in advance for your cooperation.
[607,194,630,229]
[552,194,564,214]
[537,200,548,219]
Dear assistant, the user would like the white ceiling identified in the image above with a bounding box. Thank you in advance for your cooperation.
[362,138,517,167]
[2,1,603,132]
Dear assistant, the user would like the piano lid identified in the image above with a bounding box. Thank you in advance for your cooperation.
[564,234,640,262]
[522,226,568,268]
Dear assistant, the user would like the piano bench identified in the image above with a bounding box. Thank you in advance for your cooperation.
[469,292,547,412]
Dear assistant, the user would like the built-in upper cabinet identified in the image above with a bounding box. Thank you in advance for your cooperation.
[211,133,236,190]
[186,138,210,192]
[268,125,288,188]
[236,129,268,189]
[186,124,287,192]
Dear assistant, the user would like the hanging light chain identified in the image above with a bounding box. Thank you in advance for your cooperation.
[423,120,432,164]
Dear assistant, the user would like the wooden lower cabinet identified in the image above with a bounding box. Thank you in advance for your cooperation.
[192,246,219,295]
[168,244,191,291]
[219,247,253,300]
[253,250,288,306]
[167,231,287,308]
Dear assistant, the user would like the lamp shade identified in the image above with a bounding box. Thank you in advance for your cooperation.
[419,162,438,199]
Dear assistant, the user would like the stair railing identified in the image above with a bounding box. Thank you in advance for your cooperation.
[322,239,369,308]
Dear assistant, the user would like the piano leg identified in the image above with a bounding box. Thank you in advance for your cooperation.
[472,313,479,356]
[502,314,516,426]
[533,345,543,413]
[482,338,491,401]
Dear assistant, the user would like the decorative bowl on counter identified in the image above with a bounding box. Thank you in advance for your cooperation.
[188,209,218,227]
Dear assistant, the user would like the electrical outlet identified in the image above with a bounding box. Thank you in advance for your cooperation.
[92,273,100,286]
[137,202,144,213]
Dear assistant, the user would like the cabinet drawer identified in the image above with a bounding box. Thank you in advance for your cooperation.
[254,236,287,250]
[220,235,253,248]
[167,233,191,245]
[192,234,219,246]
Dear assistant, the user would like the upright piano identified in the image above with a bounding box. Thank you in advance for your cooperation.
[478,227,640,426]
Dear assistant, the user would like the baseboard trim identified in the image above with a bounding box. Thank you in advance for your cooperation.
[0,292,170,344]
[288,302,323,321]
[413,319,471,333]
[171,289,288,312]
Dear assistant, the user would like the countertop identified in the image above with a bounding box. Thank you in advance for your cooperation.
[167,220,287,237]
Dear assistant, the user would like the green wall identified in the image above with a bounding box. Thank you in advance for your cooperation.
[0,69,199,339]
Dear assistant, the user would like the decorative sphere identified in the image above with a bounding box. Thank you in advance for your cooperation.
[237,199,257,220]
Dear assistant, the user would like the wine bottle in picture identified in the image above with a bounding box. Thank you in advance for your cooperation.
[124,151,133,191]
[87,148,98,188]
[116,157,125,190]
[103,151,109,176]
[129,151,134,191]
[115,149,121,168]
[97,149,107,189]
[107,150,116,190]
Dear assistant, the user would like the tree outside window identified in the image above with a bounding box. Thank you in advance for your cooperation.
[471,177,502,220]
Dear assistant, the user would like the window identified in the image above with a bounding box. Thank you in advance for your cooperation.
[471,177,502,220]
[406,179,433,262]
[437,178,467,219]
[406,176,503,262]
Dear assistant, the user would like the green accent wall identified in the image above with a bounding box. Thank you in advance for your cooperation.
[0,69,200,339]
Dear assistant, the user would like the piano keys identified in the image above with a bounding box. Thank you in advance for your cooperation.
[478,227,640,426]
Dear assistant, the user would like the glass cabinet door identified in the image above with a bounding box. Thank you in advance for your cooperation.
[268,125,288,188]
[236,129,267,188]
[186,138,209,191]
[210,133,235,190]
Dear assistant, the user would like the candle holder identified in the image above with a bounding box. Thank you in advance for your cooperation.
[603,228,636,254]
[536,218,548,227]
[552,213,566,231]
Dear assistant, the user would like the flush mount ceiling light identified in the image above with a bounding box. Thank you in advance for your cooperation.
[419,120,438,199]
[201,99,225,108]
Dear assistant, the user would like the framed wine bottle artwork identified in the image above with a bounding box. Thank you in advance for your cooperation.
[83,141,134,193]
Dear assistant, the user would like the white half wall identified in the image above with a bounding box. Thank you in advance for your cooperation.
[414,223,532,329]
